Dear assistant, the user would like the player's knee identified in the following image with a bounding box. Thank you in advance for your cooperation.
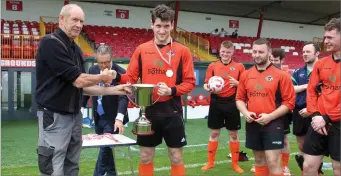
[140,150,154,164]
[254,156,267,165]
[266,157,281,168]
[303,161,316,173]
[228,131,238,141]
[169,151,183,165]
[210,131,220,139]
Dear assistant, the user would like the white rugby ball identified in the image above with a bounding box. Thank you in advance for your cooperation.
[208,76,224,93]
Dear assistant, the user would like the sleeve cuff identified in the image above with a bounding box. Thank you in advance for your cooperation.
[312,112,321,117]
[115,73,121,82]
[171,86,177,96]
[116,113,124,122]
[70,71,82,82]
[322,115,332,123]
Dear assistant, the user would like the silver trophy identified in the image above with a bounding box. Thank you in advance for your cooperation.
[128,83,160,136]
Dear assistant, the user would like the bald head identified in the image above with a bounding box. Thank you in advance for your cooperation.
[59,4,84,40]
[60,4,83,17]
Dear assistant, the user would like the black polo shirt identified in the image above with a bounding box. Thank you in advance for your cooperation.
[35,28,85,114]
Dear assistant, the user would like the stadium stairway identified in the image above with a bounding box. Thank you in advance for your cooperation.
[79,34,94,55]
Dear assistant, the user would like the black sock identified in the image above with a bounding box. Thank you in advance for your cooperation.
[318,162,324,174]
[295,154,304,171]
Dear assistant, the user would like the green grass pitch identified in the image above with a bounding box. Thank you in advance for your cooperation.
[1,118,333,175]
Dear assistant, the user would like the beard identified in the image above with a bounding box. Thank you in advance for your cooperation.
[272,63,281,69]
[254,54,269,66]
[304,57,316,64]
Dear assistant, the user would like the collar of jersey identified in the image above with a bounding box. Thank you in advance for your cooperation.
[219,59,233,65]
[255,63,273,73]
[332,54,340,63]
[156,41,172,49]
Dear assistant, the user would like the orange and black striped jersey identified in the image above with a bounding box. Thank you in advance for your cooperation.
[205,60,245,98]
[307,54,340,122]
[236,64,295,116]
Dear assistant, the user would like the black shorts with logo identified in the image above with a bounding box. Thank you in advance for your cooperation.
[207,94,241,130]
[303,121,340,161]
[292,108,311,136]
[246,118,284,150]
[136,115,187,148]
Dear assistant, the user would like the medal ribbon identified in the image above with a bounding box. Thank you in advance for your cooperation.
[154,38,173,66]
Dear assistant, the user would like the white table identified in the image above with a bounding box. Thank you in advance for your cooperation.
[82,134,137,176]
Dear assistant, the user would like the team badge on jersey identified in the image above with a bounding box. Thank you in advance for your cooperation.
[167,50,175,57]
[265,75,273,82]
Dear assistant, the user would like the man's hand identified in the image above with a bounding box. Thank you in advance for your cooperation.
[301,84,308,89]
[110,69,117,79]
[229,76,239,88]
[114,120,124,135]
[113,84,132,95]
[101,68,114,86]
[311,116,328,135]
[255,113,274,126]
[299,108,310,118]
[203,83,213,93]
[157,82,172,96]
[244,111,257,123]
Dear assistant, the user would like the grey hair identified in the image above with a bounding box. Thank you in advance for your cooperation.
[60,4,82,17]
[96,44,113,58]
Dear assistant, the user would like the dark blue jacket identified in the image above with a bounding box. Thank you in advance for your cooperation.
[291,65,311,109]
[83,63,129,125]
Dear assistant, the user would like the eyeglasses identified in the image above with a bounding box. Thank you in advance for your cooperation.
[97,61,111,65]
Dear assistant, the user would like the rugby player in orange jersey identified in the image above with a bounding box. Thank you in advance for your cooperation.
[201,41,245,174]
[111,4,196,176]
[303,17,340,176]
[236,38,295,176]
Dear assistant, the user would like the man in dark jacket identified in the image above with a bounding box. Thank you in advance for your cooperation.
[84,44,129,176]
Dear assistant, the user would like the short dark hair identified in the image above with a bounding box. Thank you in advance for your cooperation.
[272,48,285,60]
[303,42,321,53]
[324,18,340,32]
[151,4,175,23]
[253,38,271,49]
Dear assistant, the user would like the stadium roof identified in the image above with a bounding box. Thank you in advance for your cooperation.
[77,0,340,26]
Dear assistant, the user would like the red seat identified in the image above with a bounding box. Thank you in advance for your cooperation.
[186,94,197,107]
[1,44,11,58]
[196,94,209,106]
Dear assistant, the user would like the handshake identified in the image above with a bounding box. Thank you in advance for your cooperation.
[100,68,117,86]
[100,69,132,95]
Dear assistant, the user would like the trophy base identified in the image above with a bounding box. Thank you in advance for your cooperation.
[131,130,155,136]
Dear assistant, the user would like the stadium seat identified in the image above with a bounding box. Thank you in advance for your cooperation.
[195,94,209,106]
[186,94,197,107]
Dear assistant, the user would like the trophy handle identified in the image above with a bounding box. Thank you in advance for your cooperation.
[126,85,139,107]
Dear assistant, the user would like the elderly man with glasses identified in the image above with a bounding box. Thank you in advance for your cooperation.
[83,44,129,176]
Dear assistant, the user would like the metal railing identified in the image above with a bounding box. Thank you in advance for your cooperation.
[1,34,40,59]
[171,27,211,59]
[313,37,325,51]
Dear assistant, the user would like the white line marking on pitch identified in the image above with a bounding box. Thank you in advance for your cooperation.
[118,152,299,175]
[130,140,246,151]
